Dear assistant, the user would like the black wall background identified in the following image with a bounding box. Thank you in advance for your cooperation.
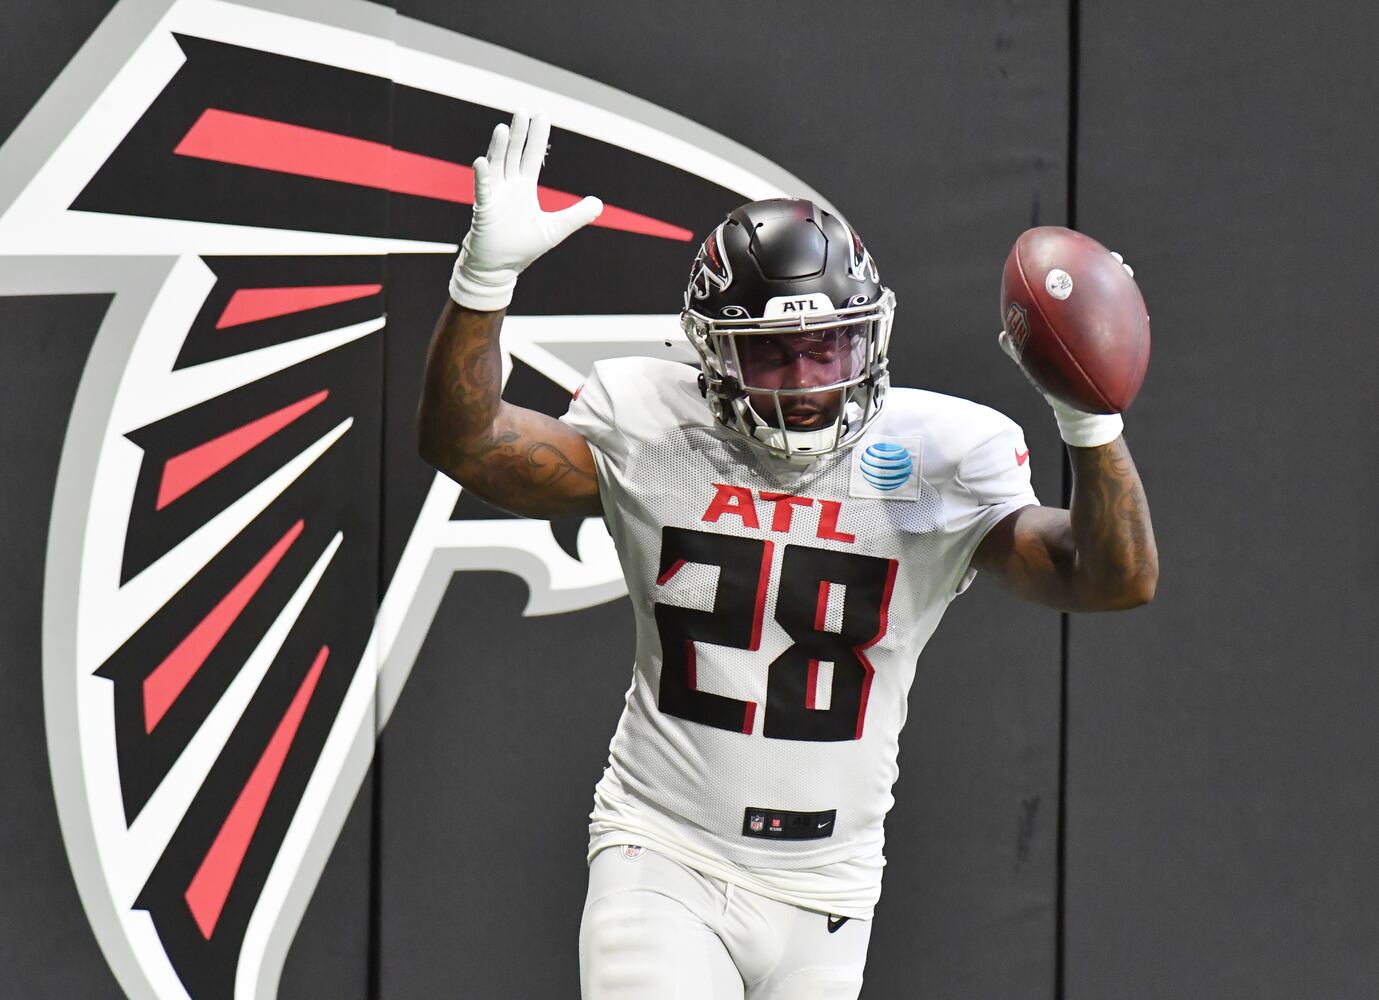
[0,1,1374,999]
[0,293,122,995]
[1067,5,1379,999]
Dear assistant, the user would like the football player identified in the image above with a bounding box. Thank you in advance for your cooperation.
[417,111,1157,1000]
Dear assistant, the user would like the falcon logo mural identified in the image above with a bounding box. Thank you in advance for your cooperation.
[0,0,834,997]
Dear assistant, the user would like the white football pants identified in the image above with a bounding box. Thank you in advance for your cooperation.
[579,845,871,999]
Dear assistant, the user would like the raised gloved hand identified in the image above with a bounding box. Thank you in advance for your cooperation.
[449,110,604,311]
[997,251,1135,449]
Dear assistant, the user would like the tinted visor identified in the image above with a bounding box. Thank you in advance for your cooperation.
[723,325,868,392]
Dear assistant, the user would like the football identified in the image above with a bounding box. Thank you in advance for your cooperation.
[1000,226,1150,413]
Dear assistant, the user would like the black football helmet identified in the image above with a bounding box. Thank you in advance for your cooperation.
[680,198,896,462]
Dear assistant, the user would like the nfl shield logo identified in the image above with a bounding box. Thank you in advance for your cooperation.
[750,814,765,832]
[1005,301,1031,356]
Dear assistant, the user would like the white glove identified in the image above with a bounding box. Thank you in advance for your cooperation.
[997,248,1134,448]
[997,330,1123,447]
[449,110,604,311]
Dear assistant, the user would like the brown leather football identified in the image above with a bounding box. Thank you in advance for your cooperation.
[1000,226,1150,414]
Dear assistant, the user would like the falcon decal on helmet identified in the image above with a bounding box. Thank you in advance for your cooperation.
[688,222,735,301]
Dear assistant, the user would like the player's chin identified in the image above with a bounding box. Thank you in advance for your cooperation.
[783,396,844,430]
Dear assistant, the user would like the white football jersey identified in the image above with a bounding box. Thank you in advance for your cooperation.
[561,357,1038,918]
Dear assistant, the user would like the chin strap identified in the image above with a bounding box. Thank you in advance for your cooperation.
[741,398,863,464]
[750,422,838,463]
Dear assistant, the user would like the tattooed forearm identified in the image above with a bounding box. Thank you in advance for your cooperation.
[1067,437,1158,607]
[972,436,1157,611]
[417,300,601,519]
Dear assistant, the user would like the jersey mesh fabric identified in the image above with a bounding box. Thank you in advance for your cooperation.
[562,357,1037,918]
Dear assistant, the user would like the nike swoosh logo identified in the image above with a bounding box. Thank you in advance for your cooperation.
[817,820,831,828]
[1015,448,1030,466]
[827,915,850,933]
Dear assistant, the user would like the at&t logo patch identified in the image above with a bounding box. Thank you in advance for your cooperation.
[849,437,923,501]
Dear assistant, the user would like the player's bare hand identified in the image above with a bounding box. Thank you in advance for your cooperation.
[449,110,604,311]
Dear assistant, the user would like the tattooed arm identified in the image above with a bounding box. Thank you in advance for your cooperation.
[971,437,1158,611]
[417,110,603,518]
[416,300,601,519]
